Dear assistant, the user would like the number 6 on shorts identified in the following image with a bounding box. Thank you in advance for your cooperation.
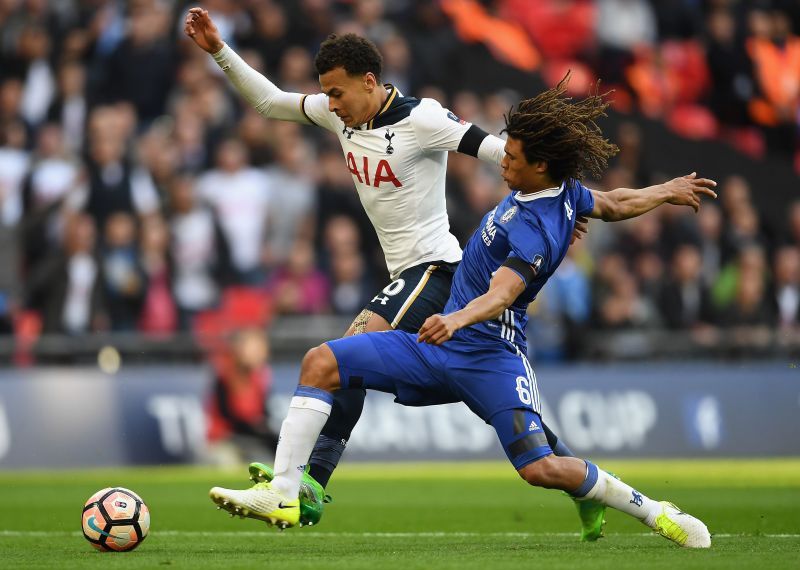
[515,376,533,405]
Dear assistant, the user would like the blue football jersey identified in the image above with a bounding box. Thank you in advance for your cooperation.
[443,179,595,353]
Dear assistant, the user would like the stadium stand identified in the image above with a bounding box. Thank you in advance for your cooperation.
[0,0,798,363]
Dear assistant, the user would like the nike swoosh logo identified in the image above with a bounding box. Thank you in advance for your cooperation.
[87,515,119,539]
[277,502,295,510]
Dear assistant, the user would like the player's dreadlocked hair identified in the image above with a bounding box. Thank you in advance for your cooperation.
[502,73,619,183]
[315,33,383,79]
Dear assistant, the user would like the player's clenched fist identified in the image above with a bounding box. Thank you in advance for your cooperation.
[184,7,223,54]
[418,314,458,345]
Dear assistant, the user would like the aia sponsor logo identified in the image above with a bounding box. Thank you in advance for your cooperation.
[346,152,402,188]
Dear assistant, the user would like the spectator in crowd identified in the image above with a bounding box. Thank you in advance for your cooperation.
[527,245,592,361]
[263,137,317,267]
[47,60,88,155]
[379,32,413,95]
[400,2,459,89]
[206,328,279,465]
[659,244,716,330]
[705,7,754,126]
[328,247,375,316]
[616,213,665,267]
[138,215,177,336]
[719,260,775,353]
[168,174,231,329]
[316,176,378,278]
[277,46,317,94]
[696,202,724,285]
[0,118,29,227]
[100,211,144,332]
[0,79,27,129]
[612,122,650,188]
[771,245,800,329]
[95,4,175,125]
[68,108,160,234]
[236,108,275,167]
[483,89,517,139]
[15,23,54,127]
[714,244,768,311]
[445,152,490,243]
[239,1,290,73]
[354,0,396,46]
[19,123,80,273]
[197,139,271,285]
[25,213,106,335]
[597,269,661,330]
[172,103,210,172]
[719,174,753,217]
[319,214,370,275]
[137,123,180,197]
[632,249,665,305]
[0,202,19,334]
[722,203,765,261]
[746,6,800,154]
[596,0,657,83]
[267,237,329,315]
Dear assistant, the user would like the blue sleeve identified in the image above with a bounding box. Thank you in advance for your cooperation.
[573,181,595,217]
[506,224,550,284]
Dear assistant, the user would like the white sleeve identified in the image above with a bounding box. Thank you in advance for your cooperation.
[477,134,505,168]
[212,43,309,124]
[411,99,503,169]
[410,100,472,152]
[300,92,340,133]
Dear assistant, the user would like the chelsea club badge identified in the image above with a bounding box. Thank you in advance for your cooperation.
[500,206,517,223]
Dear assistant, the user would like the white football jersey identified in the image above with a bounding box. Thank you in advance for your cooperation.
[302,86,498,278]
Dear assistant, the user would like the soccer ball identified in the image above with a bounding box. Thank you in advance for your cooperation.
[81,487,150,552]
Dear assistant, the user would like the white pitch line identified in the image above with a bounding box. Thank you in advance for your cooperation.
[1,531,798,539]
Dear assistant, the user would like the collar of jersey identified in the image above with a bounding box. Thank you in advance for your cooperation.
[513,182,565,202]
[364,84,400,130]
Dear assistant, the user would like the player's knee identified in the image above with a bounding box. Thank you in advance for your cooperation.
[299,344,340,391]
[518,454,561,488]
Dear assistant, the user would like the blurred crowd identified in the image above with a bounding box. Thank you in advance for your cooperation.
[0,0,798,361]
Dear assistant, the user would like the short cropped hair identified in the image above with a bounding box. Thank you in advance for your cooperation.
[314,33,383,78]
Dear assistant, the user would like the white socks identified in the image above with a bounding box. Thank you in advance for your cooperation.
[271,392,332,499]
[578,463,662,528]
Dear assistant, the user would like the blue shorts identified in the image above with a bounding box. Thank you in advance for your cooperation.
[326,329,552,469]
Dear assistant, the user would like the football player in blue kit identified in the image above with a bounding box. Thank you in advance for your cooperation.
[209,77,717,547]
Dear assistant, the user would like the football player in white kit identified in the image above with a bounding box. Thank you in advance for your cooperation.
[185,7,603,539]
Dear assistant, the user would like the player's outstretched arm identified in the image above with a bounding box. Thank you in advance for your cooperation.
[588,172,717,222]
[184,7,309,123]
[418,267,526,345]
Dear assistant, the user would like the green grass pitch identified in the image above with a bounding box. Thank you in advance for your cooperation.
[0,459,798,569]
